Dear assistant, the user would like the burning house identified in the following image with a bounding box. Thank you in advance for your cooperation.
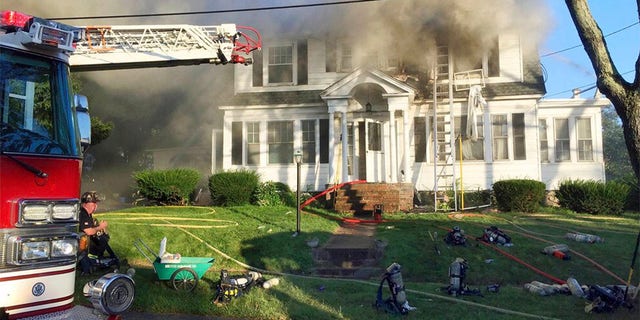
[216,1,609,211]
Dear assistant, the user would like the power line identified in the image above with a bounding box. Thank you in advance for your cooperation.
[541,21,639,58]
[48,0,380,21]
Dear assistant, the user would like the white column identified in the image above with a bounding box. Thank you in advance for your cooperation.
[389,110,397,182]
[402,110,410,182]
[328,111,336,183]
[341,111,349,183]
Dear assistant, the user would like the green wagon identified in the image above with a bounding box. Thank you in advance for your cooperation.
[134,238,215,292]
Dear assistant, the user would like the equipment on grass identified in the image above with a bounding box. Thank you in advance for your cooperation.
[479,226,512,246]
[374,263,416,315]
[444,258,482,297]
[584,285,631,313]
[213,270,264,303]
[541,244,571,260]
[444,226,467,246]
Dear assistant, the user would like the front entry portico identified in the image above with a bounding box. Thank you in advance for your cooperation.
[320,68,415,184]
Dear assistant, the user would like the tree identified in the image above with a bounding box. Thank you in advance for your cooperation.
[564,0,640,203]
[602,105,633,181]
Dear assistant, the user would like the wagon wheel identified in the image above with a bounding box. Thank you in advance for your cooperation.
[170,267,198,292]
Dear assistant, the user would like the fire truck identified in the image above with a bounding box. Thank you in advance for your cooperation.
[0,10,260,319]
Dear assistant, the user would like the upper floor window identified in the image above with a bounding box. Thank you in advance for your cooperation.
[339,43,353,72]
[268,45,293,84]
[453,37,500,77]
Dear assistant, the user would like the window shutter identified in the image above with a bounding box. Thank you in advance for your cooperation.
[297,40,308,85]
[252,50,263,87]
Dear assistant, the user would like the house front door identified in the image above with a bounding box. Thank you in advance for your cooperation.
[361,119,384,182]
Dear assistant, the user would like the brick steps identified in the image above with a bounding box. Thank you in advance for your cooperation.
[332,183,413,214]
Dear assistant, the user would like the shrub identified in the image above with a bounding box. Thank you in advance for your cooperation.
[492,179,546,213]
[254,181,295,207]
[209,169,260,206]
[556,179,630,215]
[133,168,200,205]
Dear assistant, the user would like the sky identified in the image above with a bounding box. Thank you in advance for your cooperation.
[541,0,639,99]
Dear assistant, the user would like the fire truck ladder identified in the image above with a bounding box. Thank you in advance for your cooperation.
[69,24,261,71]
[432,45,457,212]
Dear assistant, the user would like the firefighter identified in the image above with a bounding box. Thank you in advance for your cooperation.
[79,191,117,267]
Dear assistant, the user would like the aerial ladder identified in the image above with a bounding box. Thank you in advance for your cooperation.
[70,23,261,71]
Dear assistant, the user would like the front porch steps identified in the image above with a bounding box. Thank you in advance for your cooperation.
[332,182,413,214]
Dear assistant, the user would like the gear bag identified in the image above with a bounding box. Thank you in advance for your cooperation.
[213,270,262,303]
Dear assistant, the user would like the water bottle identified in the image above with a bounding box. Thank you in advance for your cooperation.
[524,283,548,296]
[566,277,585,298]
[262,277,280,289]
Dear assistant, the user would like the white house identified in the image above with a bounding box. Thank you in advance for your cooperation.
[218,31,609,203]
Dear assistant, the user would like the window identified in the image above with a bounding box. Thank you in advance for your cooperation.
[368,122,381,151]
[268,45,293,84]
[301,120,316,163]
[577,118,593,161]
[539,119,549,162]
[513,113,525,160]
[455,115,484,160]
[492,115,508,160]
[268,121,293,164]
[339,43,353,72]
[246,122,260,165]
[555,118,570,161]
[231,122,242,165]
[414,117,426,162]
[453,36,499,77]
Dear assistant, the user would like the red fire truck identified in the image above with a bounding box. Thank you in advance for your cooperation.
[0,10,260,319]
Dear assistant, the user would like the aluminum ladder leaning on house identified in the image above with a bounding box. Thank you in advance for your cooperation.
[432,45,458,212]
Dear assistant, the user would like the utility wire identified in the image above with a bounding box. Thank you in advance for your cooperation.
[541,21,639,58]
[48,0,380,21]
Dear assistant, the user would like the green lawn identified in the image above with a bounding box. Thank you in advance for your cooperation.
[75,205,640,319]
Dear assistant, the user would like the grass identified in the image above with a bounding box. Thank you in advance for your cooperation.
[75,205,640,319]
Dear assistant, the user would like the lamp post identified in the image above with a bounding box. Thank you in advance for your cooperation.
[293,150,303,236]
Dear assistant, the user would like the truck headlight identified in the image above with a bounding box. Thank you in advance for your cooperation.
[21,241,50,261]
[22,205,50,222]
[52,239,77,257]
[52,203,78,220]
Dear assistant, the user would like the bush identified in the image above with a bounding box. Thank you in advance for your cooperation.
[492,179,546,213]
[133,168,200,205]
[556,179,630,215]
[618,173,639,210]
[209,169,260,206]
[254,181,295,207]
